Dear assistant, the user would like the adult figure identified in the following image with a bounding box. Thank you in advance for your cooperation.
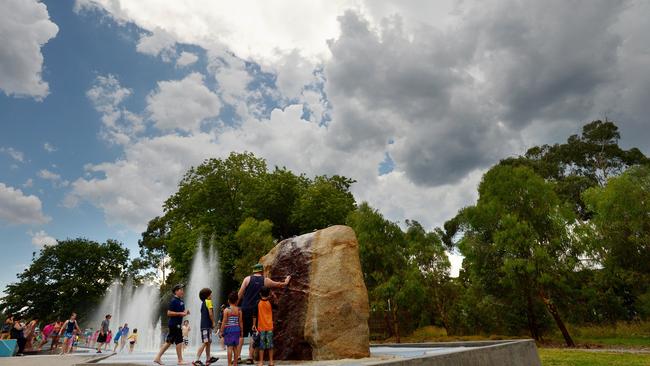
[237,263,290,365]
[59,313,81,355]
[11,320,26,356]
[154,284,190,365]
[96,314,111,353]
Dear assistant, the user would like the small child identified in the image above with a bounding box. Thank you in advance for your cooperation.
[182,320,191,350]
[253,287,275,366]
[220,291,243,366]
[113,326,123,352]
[193,288,219,366]
[128,329,138,353]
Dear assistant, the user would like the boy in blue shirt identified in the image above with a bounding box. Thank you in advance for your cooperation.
[154,284,190,365]
[193,288,219,366]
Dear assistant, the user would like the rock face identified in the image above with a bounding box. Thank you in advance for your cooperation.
[259,225,370,361]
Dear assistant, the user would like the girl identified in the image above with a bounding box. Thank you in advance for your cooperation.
[220,291,243,366]
[128,329,138,353]
[105,330,113,351]
[59,313,81,355]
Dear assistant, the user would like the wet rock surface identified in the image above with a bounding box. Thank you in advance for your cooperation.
[260,225,370,361]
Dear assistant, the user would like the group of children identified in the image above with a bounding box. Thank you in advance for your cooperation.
[154,280,280,366]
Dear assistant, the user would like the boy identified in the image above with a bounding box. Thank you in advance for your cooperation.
[154,284,190,365]
[193,288,219,366]
[252,287,274,366]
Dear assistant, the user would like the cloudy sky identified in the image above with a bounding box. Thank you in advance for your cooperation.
[1,0,649,291]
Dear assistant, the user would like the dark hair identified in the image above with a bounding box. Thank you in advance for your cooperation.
[260,286,271,298]
[199,288,212,301]
[105,314,111,319]
[228,291,239,305]
[133,328,138,333]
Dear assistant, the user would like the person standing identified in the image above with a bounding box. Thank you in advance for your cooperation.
[153,284,190,365]
[127,329,138,353]
[182,320,190,352]
[1,314,13,340]
[253,287,275,366]
[105,330,112,351]
[119,323,129,352]
[112,326,123,352]
[96,314,111,353]
[10,319,26,356]
[237,264,289,365]
[221,292,243,366]
[59,313,81,355]
[193,288,219,366]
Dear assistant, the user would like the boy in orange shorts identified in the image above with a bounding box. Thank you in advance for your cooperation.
[253,287,275,366]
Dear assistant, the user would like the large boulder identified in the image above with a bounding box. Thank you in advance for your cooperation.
[259,225,370,361]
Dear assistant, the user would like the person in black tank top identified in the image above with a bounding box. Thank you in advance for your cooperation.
[237,263,290,364]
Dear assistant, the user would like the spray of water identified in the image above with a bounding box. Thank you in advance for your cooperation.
[185,237,221,349]
[90,280,162,352]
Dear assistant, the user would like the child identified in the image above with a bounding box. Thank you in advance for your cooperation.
[220,291,243,366]
[253,287,275,366]
[128,329,138,353]
[193,288,219,366]
[59,313,81,355]
[182,320,191,351]
[105,330,112,351]
[113,326,123,352]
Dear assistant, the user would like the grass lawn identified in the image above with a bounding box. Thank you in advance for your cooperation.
[539,348,650,366]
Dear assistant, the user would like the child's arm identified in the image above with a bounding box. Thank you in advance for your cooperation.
[59,321,67,336]
[238,310,243,338]
[219,309,227,334]
[208,307,216,329]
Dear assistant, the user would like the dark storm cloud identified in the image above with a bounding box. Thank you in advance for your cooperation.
[324,1,649,187]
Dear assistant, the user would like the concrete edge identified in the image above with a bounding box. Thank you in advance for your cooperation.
[368,339,541,366]
[372,339,529,348]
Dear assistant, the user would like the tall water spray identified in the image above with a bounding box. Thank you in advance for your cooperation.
[185,238,221,349]
[91,280,162,352]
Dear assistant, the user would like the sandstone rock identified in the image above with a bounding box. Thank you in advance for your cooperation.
[259,225,370,361]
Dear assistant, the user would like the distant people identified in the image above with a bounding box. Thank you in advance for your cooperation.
[237,264,289,364]
[119,323,129,352]
[253,287,276,366]
[153,283,190,365]
[84,328,93,346]
[50,320,62,352]
[59,313,81,355]
[24,319,38,350]
[105,330,113,351]
[221,291,243,366]
[182,320,191,352]
[193,288,218,366]
[113,326,123,352]
[128,329,138,353]
[37,321,55,350]
[97,314,111,353]
[1,314,13,340]
[11,320,26,356]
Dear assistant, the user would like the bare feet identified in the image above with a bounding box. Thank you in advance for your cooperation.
[153,359,164,365]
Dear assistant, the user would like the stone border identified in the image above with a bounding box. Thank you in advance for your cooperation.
[368,339,541,366]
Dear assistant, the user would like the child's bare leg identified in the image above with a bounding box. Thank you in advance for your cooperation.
[257,349,264,366]
[269,349,274,366]
[205,343,211,362]
[227,347,232,366]
[196,343,206,361]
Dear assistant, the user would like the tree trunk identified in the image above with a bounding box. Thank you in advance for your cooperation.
[383,312,393,339]
[526,292,541,341]
[392,306,401,343]
[541,293,575,347]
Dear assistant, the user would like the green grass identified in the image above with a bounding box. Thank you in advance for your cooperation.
[549,321,650,347]
[539,348,650,366]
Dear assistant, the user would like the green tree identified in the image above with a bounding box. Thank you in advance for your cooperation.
[1,238,129,322]
[454,165,579,346]
[233,218,276,282]
[582,165,650,319]
[502,120,648,218]
[291,175,356,233]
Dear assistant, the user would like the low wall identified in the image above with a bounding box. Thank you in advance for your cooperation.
[371,340,541,366]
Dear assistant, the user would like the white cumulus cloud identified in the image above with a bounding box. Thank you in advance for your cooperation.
[0,0,58,99]
[146,72,221,132]
[0,182,50,225]
[29,230,57,247]
[176,51,199,67]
